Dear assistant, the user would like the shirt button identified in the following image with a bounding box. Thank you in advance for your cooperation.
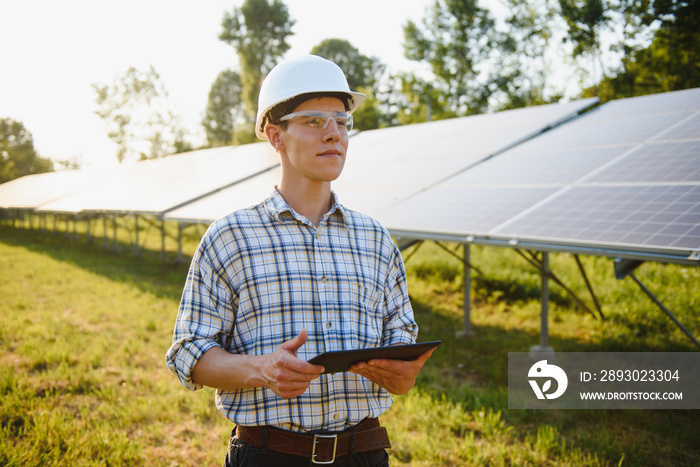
[333,413,340,420]
[326,322,332,329]
[321,276,328,283]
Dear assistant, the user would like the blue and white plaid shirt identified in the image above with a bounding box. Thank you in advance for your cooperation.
[166,189,418,432]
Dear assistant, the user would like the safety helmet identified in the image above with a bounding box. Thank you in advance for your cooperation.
[255,54,367,139]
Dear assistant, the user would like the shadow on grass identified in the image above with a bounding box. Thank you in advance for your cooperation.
[473,274,578,310]
[0,225,189,303]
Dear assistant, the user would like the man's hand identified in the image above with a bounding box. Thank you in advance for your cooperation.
[192,329,323,398]
[349,347,436,395]
[258,329,325,399]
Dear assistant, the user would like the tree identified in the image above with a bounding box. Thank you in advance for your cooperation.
[93,66,187,164]
[202,69,244,147]
[310,38,394,130]
[0,118,53,184]
[583,0,699,101]
[632,0,700,92]
[402,0,519,121]
[219,0,295,144]
[498,0,564,109]
[557,0,665,92]
[558,0,607,58]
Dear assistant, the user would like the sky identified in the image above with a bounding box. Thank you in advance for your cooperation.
[0,0,447,169]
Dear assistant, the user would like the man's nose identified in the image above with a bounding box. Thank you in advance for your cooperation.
[323,118,341,142]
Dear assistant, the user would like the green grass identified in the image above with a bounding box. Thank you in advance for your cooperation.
[1,223,698,466]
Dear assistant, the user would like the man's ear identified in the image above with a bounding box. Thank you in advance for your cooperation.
[265,124,284,151]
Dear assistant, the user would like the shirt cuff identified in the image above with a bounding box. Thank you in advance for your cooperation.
[383,328,417,347]
[167,339,220,391]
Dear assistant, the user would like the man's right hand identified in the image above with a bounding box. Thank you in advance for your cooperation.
[258,329,325,399]
[191,329,324,398]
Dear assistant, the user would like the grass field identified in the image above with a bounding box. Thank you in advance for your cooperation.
[1,222,699,466]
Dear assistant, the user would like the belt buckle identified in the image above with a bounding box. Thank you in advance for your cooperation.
[311,433,338,464]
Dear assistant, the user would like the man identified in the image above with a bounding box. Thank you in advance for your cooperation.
[166,55,435,466]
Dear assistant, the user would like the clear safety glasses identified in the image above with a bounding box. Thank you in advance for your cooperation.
[279,111,353,133]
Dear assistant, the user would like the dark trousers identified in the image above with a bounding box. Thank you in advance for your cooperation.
[223,436,390,467]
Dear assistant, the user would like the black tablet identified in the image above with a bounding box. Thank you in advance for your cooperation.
[308,341,441,374]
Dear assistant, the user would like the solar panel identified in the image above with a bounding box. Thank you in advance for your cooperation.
[164,167,282,223]
[519,111,693,151]
[441,146,623,185]
[379,88,700,263]
[584,141,700,183]
[334,98,599,216]
[378,186,560,236]
[492,185,700,252]
[588,87,700,118]
[0,169,109,209]
[35,144,279,215]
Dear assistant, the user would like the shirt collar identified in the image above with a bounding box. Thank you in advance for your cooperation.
[265,187,348,225]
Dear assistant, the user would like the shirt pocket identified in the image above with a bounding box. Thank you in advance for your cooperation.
[337,278,384,347]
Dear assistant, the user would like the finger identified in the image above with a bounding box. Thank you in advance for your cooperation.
[280,329,308,354]
[415,348,436,363]
[281,358,325,376]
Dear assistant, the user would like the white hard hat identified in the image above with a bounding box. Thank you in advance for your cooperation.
[255,54,367,139]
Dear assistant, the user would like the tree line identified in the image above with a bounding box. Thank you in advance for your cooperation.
[1,0,697,181]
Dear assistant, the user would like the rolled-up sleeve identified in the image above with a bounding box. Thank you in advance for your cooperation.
[165,234,235,391]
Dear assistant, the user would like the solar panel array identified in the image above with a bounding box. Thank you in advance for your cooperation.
[379,88,700,264]
[1,89,698,265]
[165,98,598,222]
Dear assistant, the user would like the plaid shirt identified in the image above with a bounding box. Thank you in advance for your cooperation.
[166,189,418,432]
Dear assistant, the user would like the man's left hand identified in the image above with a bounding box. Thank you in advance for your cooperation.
[349,348,436,395]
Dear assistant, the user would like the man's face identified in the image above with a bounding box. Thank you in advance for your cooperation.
[272,96,350,185]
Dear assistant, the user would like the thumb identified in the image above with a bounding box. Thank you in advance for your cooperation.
[415,347,436,364]
[281,329,308,355]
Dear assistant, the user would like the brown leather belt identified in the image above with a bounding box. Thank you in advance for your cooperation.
[235,417,391,464]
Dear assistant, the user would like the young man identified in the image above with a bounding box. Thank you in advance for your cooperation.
[166,55,434,466]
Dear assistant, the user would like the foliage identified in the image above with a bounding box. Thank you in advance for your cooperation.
[311,39,383,92]
[400,0,562,122]
[558,0,607,58]
[92,66,189,164]
[399,0,699,116]
[499,0,565,109]
[402,0,503,119]
[202,69,244,147]
[219,0,295,144]
[0,118,53,184]
[587,0,700,101]
[310,38,396,130]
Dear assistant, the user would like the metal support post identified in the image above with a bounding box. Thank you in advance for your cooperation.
[112,215,119,251]
[530,251,555,357]
[134,215,141,256]
[177,222,184,262]
[103,215,109,248]
[161,219,166,259]
[456,243,476,338]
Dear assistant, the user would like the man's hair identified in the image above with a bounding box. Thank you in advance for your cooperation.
[267,92,352,129]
